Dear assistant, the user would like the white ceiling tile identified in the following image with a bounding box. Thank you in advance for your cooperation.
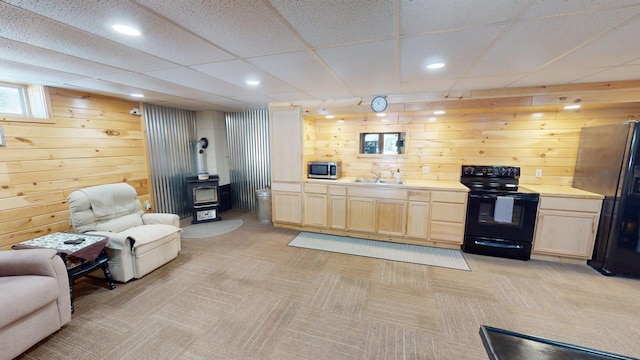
[267,92,317,102]
[304,88,357,100]
[4,0,235,66]
[525,15,640,74]
[143,67,254,97]
[247,51,347,91]
[190,60,298,94]
[0,2,175,72]
[77,73,217,100]
[138,0,306,58]
[578,64,640,83]
[467,7,637,77]
[519,0,640,19]
[400,79,458,94]
[400,26,503,85]
[269,0,395,47]
[316,40,398,90]
[1,0,640,112]
[0,37,127,78]
[0,59,88,84]
[452,74,532,91]
[400,0,528,36]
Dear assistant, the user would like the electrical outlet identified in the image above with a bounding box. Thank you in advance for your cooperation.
[144,200,151,210]
[422,165,431,174]
[535,169,543,178]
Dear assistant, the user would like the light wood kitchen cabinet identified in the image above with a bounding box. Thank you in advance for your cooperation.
[328,186,347,230]
[406,191,431,239]
[272,190,302,224]
[377,199,407,236]
[269,106,302,183]
[429,191,467,245]
[532,196,602,260]
[303,183,328,227]
[347,187,408,236]
[347,197,376,233]
[269,106,303,225]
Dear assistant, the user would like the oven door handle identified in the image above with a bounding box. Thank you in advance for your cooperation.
[474,240,524,249]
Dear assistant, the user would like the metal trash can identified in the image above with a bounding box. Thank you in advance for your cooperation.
[256,188,272,224]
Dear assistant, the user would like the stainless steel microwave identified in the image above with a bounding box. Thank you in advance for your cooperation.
[308,161,341,179]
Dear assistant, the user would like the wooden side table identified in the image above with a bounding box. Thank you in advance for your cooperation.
[13,232,116,313]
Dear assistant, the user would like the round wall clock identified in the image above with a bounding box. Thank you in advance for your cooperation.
[371,95,387,112]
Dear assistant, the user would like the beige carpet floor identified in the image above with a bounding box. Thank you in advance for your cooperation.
[18,210,640,359]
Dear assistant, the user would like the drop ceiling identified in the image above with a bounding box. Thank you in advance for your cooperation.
[1,0,639,112]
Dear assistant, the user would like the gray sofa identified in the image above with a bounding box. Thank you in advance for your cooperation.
[0,249,72,360]
[67,183,182,283]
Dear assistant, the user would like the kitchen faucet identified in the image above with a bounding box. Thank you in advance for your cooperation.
[371,170,382,181]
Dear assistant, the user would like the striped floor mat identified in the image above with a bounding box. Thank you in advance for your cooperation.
[288,232,470,271]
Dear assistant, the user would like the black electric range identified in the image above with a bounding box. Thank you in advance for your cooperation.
[460,165,540,261]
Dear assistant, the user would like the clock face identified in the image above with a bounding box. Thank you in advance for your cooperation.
[371,96,387,112]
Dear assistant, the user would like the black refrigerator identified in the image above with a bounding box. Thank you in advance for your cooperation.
[573,121,640,277]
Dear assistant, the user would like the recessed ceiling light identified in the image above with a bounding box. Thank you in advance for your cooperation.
[325,115,334,119]
[564,105,581,110]
[532,112,544,117]
[337,119,344,123]
[428,117,437,122]
[131,93,144,98]
[112,24,141,36]
[376,113,386,117]
[246,80,260,86]
[434,110,445,115]
[427,62,445,70]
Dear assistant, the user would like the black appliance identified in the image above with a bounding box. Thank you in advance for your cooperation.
[461,165,540,260]
[186,174,222,224]
[573,121,640,277]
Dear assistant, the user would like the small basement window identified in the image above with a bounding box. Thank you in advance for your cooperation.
[0,82,29,116]
[0,81,51,122]
[359,132,405,154]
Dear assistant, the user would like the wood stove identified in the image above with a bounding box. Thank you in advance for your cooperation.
[186,175,222,224]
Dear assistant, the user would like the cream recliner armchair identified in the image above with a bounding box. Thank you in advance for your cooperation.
[67,183,182,283]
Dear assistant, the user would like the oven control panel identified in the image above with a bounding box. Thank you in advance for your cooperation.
[462,165,520,178]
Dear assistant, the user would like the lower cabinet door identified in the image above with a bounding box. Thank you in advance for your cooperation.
[533,210,598,258]
[347,197,376,233]
[303,193,328,227]
[407,201,429,239]
[272,191,302,224]
[377,200,406,236]
[329,196,346,230]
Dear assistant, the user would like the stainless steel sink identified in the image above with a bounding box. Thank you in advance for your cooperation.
[353,178,404,185]
[354,178,379,183]
[379,179,405,185]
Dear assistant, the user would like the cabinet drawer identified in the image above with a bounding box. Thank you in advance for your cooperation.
[272,182,302,192]
[539,197,602,212]
[304,183,328,194]
[431,202,466,223]
[408,190,430,201]
[348,187,407,199]
[431,191,467,203]
[329,185,347,196]
[430,222,464,244]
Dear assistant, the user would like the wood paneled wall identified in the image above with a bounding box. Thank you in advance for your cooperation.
[306,94,640,185]
[0,87,150,250]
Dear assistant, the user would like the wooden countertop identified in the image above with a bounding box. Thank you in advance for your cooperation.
[306,177,469,192]
[519,184,604,199]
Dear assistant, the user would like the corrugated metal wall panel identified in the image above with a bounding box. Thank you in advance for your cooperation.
[143,103,196,218]
[225,110,270,212]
